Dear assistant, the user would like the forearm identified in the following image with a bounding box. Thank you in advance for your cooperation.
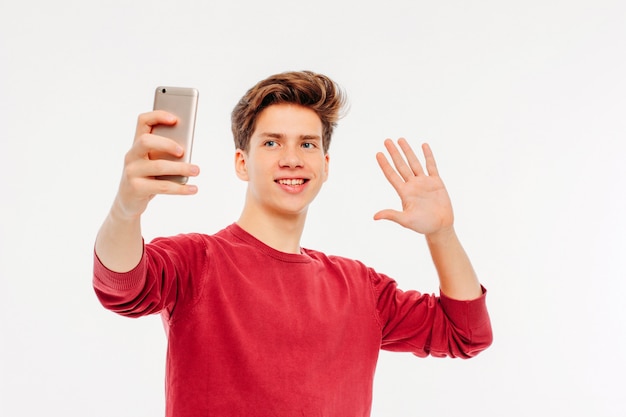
[95,198,144,273]
[426,226,482,300]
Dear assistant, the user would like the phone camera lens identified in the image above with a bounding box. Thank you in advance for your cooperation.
[161,88,167,94]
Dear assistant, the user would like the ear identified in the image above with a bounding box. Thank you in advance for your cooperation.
[235,148,249,181]
[322,153,330,182]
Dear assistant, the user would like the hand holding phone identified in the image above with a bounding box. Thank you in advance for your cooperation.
[96,93,199,274]
[152,86,199,184]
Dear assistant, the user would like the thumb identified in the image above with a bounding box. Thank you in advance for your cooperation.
[373,209,403,223]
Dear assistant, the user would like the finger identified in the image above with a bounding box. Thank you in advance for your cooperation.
[129,133,184,160]
[129,159,200,180]
[135,110,177,137]
[421,143,439,177]
[376,152,405,194]
[383,138,416,182]
[130,176,199,196]
[397,138,425,176]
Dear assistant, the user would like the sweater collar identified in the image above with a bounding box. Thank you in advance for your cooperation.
[227,223,313,264]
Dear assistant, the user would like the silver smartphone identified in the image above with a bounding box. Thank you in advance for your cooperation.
[152,86,199,184]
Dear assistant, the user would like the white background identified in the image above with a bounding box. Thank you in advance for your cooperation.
[1,1,625,416]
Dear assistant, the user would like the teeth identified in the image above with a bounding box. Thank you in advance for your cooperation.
[278,179,305,186]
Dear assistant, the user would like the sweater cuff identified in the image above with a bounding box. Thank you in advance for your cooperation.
[438,285,490,330]
[92,248,146,293]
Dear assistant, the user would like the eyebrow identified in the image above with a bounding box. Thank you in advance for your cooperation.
[259,132,322,141]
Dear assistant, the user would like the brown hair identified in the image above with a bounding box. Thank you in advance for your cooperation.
[231,70,347,154]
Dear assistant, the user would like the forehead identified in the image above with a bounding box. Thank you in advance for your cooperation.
[253,104,322,137]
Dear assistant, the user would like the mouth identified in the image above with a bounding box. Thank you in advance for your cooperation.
[276,178,308,186]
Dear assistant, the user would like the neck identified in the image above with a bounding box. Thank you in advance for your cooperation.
[236,206,307,255]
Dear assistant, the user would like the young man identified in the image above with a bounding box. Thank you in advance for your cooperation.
[94,70,492,416]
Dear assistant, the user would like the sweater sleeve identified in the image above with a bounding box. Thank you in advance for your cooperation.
[371,270,492,359]
[93,234,207,320]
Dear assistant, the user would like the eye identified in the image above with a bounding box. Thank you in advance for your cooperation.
[264,140,277,147]
[302,142,316,149]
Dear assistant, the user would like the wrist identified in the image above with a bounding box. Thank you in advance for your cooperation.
[425,225,456,245]
[110,196,143,224]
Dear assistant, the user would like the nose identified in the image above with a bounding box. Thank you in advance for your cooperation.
[279,145,303,168]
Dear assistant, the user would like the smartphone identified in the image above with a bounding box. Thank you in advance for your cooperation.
[152,86,199,184]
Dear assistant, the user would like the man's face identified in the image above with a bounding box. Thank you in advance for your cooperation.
[235,103,329,219]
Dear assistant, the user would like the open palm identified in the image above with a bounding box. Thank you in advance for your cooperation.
[374,138,454,236]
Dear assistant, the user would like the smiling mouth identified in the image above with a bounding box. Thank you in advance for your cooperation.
[276,179,307,186]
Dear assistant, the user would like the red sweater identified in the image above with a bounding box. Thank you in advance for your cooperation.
[93,223,492,417]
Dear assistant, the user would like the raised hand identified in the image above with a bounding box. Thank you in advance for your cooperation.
[95,111,200,273]
[116,110,200,220]
[374,138,453,237]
